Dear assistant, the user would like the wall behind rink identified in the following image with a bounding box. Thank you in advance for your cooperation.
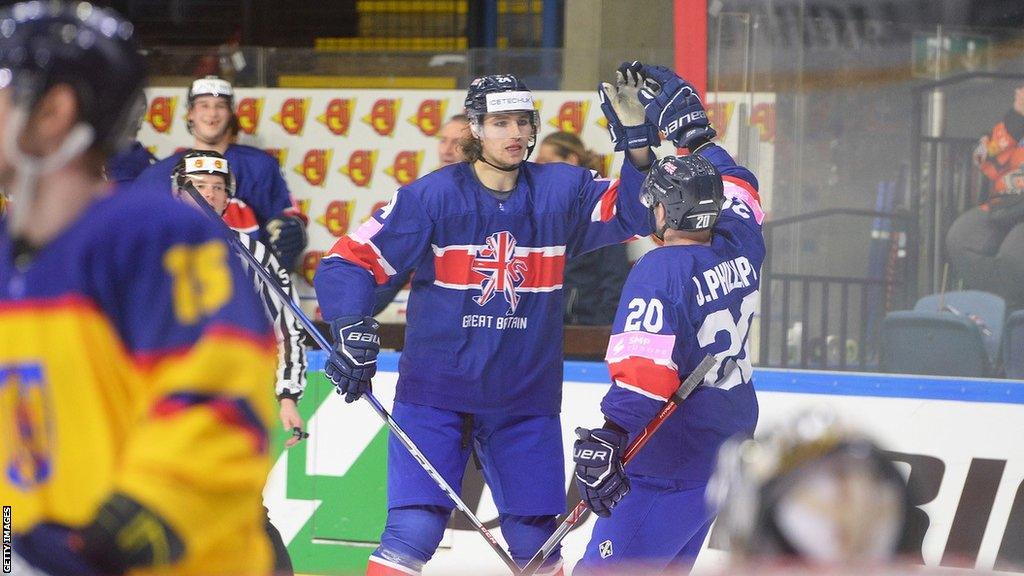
[138,87,776,314]
[264,352,1024,575]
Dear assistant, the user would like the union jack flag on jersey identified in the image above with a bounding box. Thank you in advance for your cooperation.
[472,231,528,315]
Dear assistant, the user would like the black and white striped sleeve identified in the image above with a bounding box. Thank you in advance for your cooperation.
[236,231,308,401]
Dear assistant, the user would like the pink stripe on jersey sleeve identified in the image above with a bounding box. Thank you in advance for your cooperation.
[605,331,676,364]
[722,176,765,225]
[351,217,384,242]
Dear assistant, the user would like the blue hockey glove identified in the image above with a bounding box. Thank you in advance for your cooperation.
[14,524,102,576]
[265,215,307,271]
[326,315,381,403]
[598,61,660,152]
[573,426,630,517]
[637,64,717,150]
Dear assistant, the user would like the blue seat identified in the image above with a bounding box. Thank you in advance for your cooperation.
[914,290,1005,364]
[881,311,990,377]
[1004,310,1024,380]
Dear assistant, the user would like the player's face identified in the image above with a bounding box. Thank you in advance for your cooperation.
[478,112,534,167]
[189,95,232,145]
[437,119,468,166]
[184,173,230,214]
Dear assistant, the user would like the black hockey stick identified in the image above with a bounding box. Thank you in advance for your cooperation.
[520,354,718,576]
[181,183,523,575]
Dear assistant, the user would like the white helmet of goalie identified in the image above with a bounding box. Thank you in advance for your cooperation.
[707,408,910,567]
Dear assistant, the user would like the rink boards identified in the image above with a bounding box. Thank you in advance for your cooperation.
[263,351,1024,575]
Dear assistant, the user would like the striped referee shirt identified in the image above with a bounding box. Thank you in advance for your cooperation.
[235,231,307,400]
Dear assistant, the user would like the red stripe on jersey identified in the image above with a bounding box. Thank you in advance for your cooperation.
[723,175,761,205]
[223,199,259,233]
[433,247,565,289]
[598,179,620,222]
[608,357,680,400]
[326,237,391,285]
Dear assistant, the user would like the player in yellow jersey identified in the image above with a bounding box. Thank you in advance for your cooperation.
[0,3,278,575]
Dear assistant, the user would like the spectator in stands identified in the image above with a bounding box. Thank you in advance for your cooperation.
[708,409,912,575]
[947,83,1024,310]
[536,131,630,325]
[437,114,470,167]
[372,115,472,316]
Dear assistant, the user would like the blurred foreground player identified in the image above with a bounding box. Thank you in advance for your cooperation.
[707,410,911,574]
[0,3,277,574]
[571,63,762,575]
[316,71,660,575]
[171,149,307,575]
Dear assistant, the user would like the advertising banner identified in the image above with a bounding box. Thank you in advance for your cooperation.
[140,87,776,315]
[264,353,1024,575]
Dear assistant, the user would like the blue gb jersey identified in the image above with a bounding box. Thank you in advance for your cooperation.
[316,160,653,415]
[131,143,295,240]
[602,145,764,481]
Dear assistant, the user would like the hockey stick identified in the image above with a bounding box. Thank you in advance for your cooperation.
[181,183,523,575]
[520,354,718,576]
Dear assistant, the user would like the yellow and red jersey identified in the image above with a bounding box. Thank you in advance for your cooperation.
[0,185,277,575]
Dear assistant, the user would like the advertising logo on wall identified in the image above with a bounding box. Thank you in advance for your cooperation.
[140,87,776,313]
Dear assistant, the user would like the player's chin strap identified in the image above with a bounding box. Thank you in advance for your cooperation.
[2,104,95,237]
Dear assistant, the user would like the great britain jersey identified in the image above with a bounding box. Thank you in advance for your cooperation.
[132,143,294,241]
[0,185,278,574]
[316,160,653,415]
[602,145,765,481]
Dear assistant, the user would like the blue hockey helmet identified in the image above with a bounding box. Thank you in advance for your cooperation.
[0,1,148,155]
[641,154,724,239]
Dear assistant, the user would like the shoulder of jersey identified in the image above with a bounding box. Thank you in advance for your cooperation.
[526,160,590,178]
[99,186,220,243]
[227,143,277,162]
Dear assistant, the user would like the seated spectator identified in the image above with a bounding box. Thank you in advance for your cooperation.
[537,131,630,325]
[947,83,1024,310]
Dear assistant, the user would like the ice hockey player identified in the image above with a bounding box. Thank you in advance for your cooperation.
[171,149,307,575]
[707,409,911,574]
[570,63,763,575]
[0,3,278,575]
[132,75,308,270]
[314,70,662,575]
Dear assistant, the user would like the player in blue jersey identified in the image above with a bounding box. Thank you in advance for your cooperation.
[315,70,661,576]
[132,75,308,270]
[570,63,764,575]
[104,93,155,184]
[0,3,278,575]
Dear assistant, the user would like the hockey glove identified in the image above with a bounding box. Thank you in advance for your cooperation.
[326,315,381,403]
[637,64,717,151]
[16,493,185,576]
[573,426,630,517]
[599,61,660,151]
[265,215,307,272]
[14,524,103,576]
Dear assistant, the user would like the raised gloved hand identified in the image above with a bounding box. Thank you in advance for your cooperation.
[326,315,381,403]
[573,426,630,517]
[598,61,660,151]
[265,215,307,271]
[637,64,717,150]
